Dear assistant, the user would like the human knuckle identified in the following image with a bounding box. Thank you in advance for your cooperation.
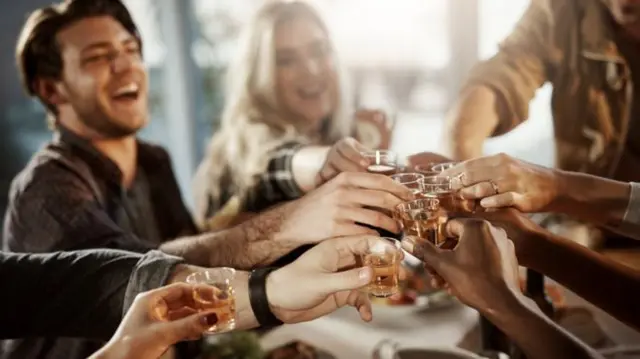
[497,152,510,162]
[336,172,350,184]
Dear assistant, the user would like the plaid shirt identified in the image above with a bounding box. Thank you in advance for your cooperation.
[244,141,306,212]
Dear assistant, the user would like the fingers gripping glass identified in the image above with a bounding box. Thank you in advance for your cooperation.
[359,237,402,297]
[391,172,425,196]
[186,268,236,334]
[395,198,448,247]
[361,150,398,176]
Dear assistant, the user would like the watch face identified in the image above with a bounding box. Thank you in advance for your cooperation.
[355,120,382,149]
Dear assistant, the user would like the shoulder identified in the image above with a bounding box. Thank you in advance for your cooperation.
[3,144,101,251]
[8,143,97,203]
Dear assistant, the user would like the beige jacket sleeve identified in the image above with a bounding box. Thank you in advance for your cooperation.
[465,0,554,136]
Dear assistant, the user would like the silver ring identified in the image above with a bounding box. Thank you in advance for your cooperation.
[488,180,499,195]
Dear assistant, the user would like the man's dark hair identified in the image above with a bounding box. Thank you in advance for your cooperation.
[16,0,142,118]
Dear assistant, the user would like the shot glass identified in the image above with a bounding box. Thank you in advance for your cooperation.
[431,162,459,173]
[421,175,476,213]
[412,163,440,177]
[390,172,425,196]
[359,237,402,297]
[186,268,236,334]
[361,150,398,176]
[395,198,448,247]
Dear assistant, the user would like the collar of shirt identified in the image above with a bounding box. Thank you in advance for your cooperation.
[52,126,169,191]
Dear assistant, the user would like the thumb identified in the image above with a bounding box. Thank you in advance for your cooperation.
[315,267,373,294]
[401,236,443,269]
[153,310,217,344]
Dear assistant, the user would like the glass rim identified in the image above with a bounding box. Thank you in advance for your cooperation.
[413,163,441,175]
[420,175,452,184]
[360,149,397,157]
[391,172,425,183]
[395,197,440,212]
[361,237,402,257]
[186,267,236,284]
[431,161,459,172]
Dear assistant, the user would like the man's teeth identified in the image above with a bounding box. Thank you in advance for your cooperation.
[114,84,139,96]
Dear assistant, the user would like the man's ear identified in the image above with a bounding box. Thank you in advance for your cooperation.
[34,77,68,107]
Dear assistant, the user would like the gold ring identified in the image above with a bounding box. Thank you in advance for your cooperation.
[488,180,499,195]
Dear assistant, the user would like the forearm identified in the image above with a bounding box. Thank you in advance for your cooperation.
[485,291,602,359]
[0,249,182,340]
[553,170,632,233]
[291,146,330,192]
[160,205,299,270]
[443,86,500,160]
[231,271,261,330]
[522,228,640,330]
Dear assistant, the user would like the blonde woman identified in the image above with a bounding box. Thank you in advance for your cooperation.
[194,0,393,229]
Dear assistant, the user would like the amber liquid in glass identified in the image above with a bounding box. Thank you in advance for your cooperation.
[422,191,476,214]
[367,164,397,176]
[400,209,448,246]
[363,254,399,297]
[193,283,236,333]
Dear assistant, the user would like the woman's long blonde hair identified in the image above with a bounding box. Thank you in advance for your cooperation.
[194,0,353,219]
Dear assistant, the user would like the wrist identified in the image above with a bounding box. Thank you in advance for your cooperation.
[477,283,529,324]
[91,337,135,359]
[482,289,544,333]
[550,170,631,225]
[548,169,572,213]
[248,267,285,327]
[515,221,552,269]
[265,268,288,322]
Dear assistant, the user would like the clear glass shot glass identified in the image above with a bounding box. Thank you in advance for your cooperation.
[359,237,402,297]
[186,268,236,334]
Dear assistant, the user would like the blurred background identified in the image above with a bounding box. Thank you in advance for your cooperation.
[0,0,554,225]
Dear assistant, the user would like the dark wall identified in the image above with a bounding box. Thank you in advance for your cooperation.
[0,0,53,231]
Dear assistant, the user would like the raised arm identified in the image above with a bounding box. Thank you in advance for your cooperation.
[91,235,382,359]
[248,137,370,211]
[443,0,553,160]
[443,153,639,240]
[477,208,640,330]
[4,164,410,271]
[402,219,603,359]
[162,172,413,269]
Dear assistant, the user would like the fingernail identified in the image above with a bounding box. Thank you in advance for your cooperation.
[359,267,371,282]
[480,198,493,207]
[200,313,218,327]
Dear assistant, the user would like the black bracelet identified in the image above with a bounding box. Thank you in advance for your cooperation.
[248,267,283,328]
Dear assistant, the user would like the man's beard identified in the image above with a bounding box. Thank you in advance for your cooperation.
[77,107,142,139]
